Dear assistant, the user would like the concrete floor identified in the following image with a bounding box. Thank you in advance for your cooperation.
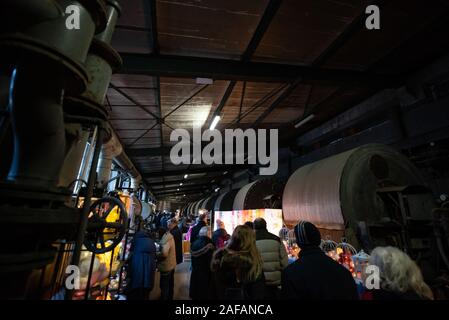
[149,253,191,300]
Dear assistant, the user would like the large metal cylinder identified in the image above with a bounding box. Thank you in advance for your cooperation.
[203,194,219,211]
[199,195,219,212]
[188,200,199,216]
[233,178,284,210]
[96,0,121,44]
[58,125,90,188]
[7,66,66,186]
[2,0,106,186]
[79,0,122,112]
[193,198,206,215]
[96,132,122,188]
[185,202,194,216]
[282,144,433,233]
[214,189,239,211]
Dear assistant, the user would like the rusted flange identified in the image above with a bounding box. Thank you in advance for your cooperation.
[64,95,109,121]
[90,38,123,73]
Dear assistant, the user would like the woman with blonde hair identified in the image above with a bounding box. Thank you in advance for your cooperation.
[366,246,433,300]
[210,225,265,299]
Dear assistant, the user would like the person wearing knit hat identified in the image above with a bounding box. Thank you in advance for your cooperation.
[294,220,322,247]
[281,220,358,300]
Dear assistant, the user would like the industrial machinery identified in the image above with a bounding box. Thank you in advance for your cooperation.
[233,178,285,210]
[214,189,240,212]
[0,0,142,300]
[283,143,435,256]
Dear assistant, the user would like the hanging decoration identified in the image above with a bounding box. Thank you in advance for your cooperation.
[337,239,357,276]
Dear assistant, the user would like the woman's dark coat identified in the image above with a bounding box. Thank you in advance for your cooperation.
[127,231,157,290]
[210,248,265,300]
[189,236,215,300]
[212,228,230,249]
[170,225,184,264]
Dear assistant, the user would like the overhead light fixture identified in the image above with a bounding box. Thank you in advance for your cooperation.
[177,188,180,191]
[180,183,183,186]
[294,114,315,129]
[215,188,220,192]
[184,174,188,179]
[183,194,186,197]
[209,115,220,130]
[196,77,213,85]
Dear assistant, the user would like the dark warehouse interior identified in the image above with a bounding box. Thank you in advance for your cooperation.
[0,0,449,303]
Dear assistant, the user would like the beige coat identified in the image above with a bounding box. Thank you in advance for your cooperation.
[255,229,288,286]
[158,232,177,273]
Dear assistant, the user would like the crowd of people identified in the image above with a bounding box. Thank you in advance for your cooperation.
[125,210,435,301]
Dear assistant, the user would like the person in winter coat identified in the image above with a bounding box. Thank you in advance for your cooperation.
[211,225,265,300]
[154,211,162,228]
[190,212,207,244]
[244,221,254,229]
[362,246,433,300]
[160,213,169,230]
[189,226,215,300]
[157,227,177,300]
[212,219,230,249]
[254,218,288,299]
[168,218,183,264]
[126,231,157,300]
[281,221,358,300]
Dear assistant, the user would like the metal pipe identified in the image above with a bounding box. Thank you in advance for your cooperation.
[84,246,97,300]
[58,126,90,188]
[96,0,121,45]
[7,66,66,186]
[117,218,131,294]
[67,126,104,299]
[97,132,122,188]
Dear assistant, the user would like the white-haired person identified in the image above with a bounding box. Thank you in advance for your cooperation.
[363,246,433,300]
[189,226,215,300]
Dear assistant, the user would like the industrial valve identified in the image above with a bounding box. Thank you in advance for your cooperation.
[84,196,127,254]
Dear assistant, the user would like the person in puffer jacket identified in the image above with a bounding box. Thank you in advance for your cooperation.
[254,218,288,299]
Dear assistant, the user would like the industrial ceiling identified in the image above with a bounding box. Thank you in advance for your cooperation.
[106,0,449,202]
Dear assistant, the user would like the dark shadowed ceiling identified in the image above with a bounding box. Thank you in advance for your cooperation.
[107,0,449,202]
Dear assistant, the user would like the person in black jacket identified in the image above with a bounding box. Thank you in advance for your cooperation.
[168,218,183,265]
[212,219,230,249]
[281,221,358,300]
[190,212,207,244]
[126,230,157,300]
[211,225,265,300]
[189,226,215,300]
[154,211,162,229]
